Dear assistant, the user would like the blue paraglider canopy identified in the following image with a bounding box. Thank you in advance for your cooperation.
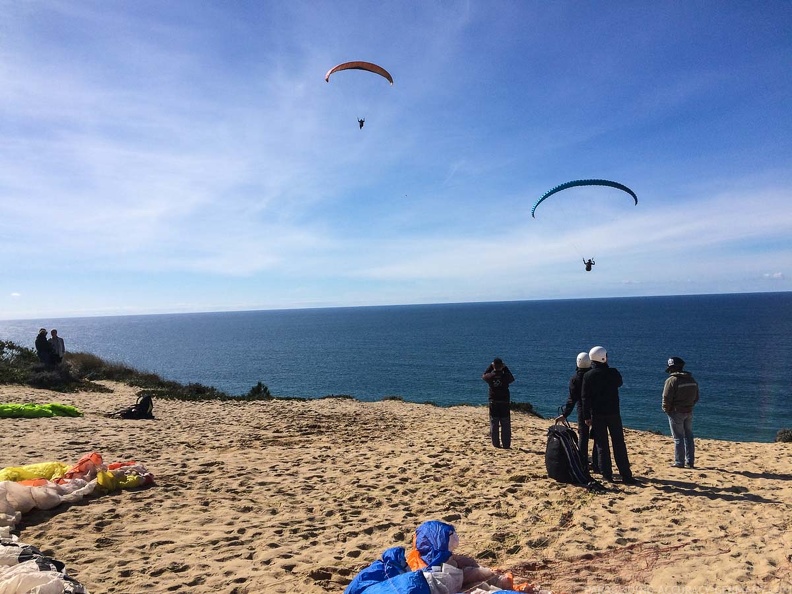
[531,179,638,218]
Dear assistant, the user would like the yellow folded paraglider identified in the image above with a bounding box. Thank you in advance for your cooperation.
[96,470,149,492]
[0,462,71,482]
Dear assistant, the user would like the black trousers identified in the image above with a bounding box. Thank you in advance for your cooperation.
[591,413,632,480]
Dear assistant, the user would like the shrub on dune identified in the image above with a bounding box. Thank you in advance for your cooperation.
[776,429,792,443]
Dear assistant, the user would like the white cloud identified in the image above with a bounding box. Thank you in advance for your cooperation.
[1,2,791,318]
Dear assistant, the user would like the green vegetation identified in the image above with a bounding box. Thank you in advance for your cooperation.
[0,340,272,402]
[510,401,541,417]
[1,340,44,384]
[0,340,544,416]
[776,429,792,443]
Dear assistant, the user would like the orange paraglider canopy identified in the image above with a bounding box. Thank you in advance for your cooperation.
[325,61,393,85]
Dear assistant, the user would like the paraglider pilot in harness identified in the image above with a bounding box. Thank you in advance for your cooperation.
[583,258,595,272]
[358,118,365,129]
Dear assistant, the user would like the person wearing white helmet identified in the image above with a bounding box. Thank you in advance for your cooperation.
[662,356,700,468]
[555,351,600,474]
[581,346,636,484]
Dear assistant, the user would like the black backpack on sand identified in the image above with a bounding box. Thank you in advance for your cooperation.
[111,394,154,420]
[545,419,595,486]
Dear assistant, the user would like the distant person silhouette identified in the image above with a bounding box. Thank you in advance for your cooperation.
[482,357,515,449]
[583,258,595,271]
[49,329,65,364]
[358,118,365,130]
[35,328,54,365]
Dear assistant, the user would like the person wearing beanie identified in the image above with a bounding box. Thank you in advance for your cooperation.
[482,357,516,449]
[662,356,700,468]
[556,351,600,474]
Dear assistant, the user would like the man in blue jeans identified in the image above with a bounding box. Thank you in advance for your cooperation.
[482,358,515,449]
[662,356,700,468]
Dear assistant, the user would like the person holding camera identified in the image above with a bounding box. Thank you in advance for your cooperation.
[482,358,515,449]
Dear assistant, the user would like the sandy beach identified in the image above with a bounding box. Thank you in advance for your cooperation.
[1,381,791,593]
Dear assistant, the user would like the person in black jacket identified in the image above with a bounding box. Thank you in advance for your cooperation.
[581,346,636,484]
[482,358,515,449]
[556,351,600,473]
[35,328,54,365]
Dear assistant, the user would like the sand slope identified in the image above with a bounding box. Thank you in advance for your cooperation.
[1,382,791,593]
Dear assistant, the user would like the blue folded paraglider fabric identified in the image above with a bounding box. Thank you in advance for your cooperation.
[352,570,430,594]
[411,520,456,568]
[344,547,410,594]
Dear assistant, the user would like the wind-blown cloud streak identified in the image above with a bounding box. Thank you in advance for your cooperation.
[0,1,790,318]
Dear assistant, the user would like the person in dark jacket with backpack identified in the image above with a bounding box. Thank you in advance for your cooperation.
[582,346,636,484]
[556,351,600,473]
[662,356,699,468]
[482,358,515,449]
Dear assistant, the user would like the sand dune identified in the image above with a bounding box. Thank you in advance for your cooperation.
[2,382,791,593]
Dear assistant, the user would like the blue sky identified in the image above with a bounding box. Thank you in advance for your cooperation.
[1,1,790,319]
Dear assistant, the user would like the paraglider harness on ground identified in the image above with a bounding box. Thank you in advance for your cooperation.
[108,393,154,420]
[545,417,605,492]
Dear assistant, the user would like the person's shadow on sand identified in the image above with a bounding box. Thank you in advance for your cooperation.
[639,476,781,504]
[715,469,792,481]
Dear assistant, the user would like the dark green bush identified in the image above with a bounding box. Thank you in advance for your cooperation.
[0,341,87,391]
[246,381,271,398]
[66,351,143,383]
[776,429,792,443]
[0,341,42,384]
[511,401,543,418]
[26,363,79,391]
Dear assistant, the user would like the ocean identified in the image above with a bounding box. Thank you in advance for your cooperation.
[2,292,791,443]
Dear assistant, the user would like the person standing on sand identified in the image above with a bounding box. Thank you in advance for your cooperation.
[35,328,54,364]
[482,357,515,449]
[49,329,65,364]
[582,346,636,484]
[662,356,699,469]
[555,351,600,474]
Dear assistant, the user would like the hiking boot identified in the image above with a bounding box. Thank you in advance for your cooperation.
[622,476,638,485]
[686,463,695,469]
[670,463,684,468]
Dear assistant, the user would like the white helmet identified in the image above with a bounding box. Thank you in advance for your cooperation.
[589,346,607,363]
[576,352,591,369]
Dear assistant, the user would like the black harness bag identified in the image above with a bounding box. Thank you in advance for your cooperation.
[545,420,591,484]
